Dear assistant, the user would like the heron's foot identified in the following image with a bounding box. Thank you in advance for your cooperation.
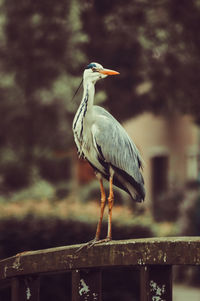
[76,238,100,253]
[76,237,112,253]
[87,237,112,248]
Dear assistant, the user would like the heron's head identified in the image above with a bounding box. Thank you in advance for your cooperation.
[83,62,119,84]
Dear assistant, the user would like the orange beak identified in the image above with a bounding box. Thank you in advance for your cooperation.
[99,68,120,75]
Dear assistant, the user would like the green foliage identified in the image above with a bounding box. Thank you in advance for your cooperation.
[0,0,87,192]
[4,0,70,92]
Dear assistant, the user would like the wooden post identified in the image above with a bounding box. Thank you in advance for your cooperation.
[140,265,172,301]
[11,276,40,301]
[72,269,102,301]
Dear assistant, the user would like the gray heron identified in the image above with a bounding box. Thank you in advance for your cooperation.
[73,62,145,247]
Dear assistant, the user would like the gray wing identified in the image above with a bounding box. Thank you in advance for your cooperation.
[92,106,144,199]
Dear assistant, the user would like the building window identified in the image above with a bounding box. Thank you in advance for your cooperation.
[151,155,169,218]
[151,155,169,198]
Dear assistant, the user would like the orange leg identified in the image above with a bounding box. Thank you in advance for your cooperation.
[107,174,114,240]
[76,178,107,252]
[95,178,106,240]
[76,173,114,252]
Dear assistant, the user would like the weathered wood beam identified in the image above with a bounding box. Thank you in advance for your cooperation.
[0,237,200,280]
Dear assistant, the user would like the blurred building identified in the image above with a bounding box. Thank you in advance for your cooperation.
[123,112,200,208]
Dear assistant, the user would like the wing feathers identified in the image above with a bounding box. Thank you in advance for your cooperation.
[92,106,145,201]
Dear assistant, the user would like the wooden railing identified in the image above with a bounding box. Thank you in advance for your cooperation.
[0,237,200,301]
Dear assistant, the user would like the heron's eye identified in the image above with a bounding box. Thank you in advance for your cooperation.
[92,67,97,72]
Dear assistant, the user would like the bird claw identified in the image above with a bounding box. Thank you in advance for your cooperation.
[75,237,112,253]
[75,239,99,253]
[87,237,111,248]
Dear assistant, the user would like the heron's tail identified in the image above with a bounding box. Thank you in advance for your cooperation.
[126,181,145,203]
[112,166,145,202]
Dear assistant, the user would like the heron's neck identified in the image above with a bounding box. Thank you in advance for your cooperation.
[73,81,95,132]
[81,81,95,115]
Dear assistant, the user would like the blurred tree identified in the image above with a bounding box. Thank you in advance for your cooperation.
[81,0,200,123]
[0,0,87,191]
[4,0,71,91]
[3,0,71,165]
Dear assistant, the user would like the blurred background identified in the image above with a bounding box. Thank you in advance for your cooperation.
[0,0,200,300]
